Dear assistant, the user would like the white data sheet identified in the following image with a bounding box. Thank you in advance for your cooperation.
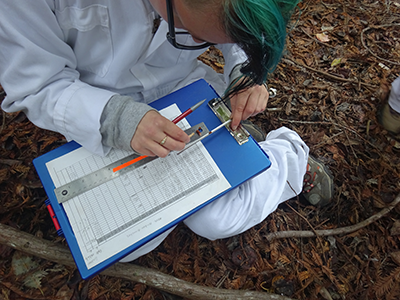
[46,104,231,269]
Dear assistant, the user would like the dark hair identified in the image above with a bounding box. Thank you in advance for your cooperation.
[223,0,299,97]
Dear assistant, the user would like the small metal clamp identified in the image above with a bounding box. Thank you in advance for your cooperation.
[208,98,249,145]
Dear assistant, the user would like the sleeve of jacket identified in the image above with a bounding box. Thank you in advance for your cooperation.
[389,76,400,113]
[0,0,125,156]
[215,44,248,84]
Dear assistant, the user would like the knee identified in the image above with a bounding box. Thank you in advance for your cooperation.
[185,213,241,240]
[184,195,259,240]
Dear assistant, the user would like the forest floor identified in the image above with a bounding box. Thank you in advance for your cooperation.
[1,0,400,299]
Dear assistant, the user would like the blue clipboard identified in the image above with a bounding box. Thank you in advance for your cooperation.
[33,79,271,279]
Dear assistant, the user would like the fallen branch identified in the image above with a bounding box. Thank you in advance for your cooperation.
[361,24,400,66]
[281,58,377,88]
[0,223,293,300]
[265,193,400,241]
[2,191,397,299]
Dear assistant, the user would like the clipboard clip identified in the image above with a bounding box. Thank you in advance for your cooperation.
[208,98,249,145]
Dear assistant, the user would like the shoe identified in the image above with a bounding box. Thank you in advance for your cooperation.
[241,120,266,142]
[302,156,334,207]
[379,103,400,134]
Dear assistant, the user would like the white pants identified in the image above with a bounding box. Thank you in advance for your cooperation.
[120,127,308,262]
[389,76,400,113]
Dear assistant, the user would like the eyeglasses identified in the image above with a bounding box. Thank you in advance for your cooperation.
[165,0,215,50]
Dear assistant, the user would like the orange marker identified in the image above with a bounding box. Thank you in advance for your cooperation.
[113,155,148,172]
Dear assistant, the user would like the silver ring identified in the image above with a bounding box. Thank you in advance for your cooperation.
[159,136,168,146]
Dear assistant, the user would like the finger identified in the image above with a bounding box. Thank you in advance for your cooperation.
[139,134,170,157]
[245,84,269,117]
[259,84,270,110]
[230,96,246,130]
[149,143,170,158]
[241,92,259,120]
[232,90,260,126]
[157,133,187,152]
[163,120,191,144]
[141,149,157,157]
[138,132,187,158]
[251,88,269,116]
[131,111,190,156]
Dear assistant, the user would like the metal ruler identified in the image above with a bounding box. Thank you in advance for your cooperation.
[54,122,209,204]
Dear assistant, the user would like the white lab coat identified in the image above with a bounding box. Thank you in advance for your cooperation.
[0,0,247,155]
[0,0,309,262]
[389,76,400,113]
[121,127,309,262]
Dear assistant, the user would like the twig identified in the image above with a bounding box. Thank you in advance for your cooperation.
[281,58,377,88]
[277,118,383,155]
[266,107,283,112]
[215,270,230,289]
[361,24,400,66]
[285,181,321,240]
[343,129,358,160]
[314,132,344,148]
[285,181,326,254]
[265,192,400,241]
[0,110,6,135]
[285,202,325,252]
[0,159,23,166]
[285,202,320,238]
[0,223,294,300]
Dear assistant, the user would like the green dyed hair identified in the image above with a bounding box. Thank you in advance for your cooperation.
[223,0,299,95]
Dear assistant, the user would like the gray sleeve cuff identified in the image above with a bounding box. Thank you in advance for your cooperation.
[229,63,245,85]
[100,95,155,152]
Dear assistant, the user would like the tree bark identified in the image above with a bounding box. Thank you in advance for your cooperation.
[0,223,293,300]
[265,193,400,241]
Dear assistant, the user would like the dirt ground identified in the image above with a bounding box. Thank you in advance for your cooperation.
[1,0,400,299]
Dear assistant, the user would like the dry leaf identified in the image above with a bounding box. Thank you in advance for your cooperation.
[23,270,48,289]
[390,251,400,265]
[319,286,333,300]
[390,220,400,236]
[272,276,295,296]
[316,33,330,42]
[0,168,8,183]
[55,284,75,300]
[331,58,342,67]
[298,271,311,282]
[11,252,38,276]
[321,25,335,31]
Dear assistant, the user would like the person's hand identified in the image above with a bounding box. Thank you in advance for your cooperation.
[229,80,269,130]
[130,110,190,157]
